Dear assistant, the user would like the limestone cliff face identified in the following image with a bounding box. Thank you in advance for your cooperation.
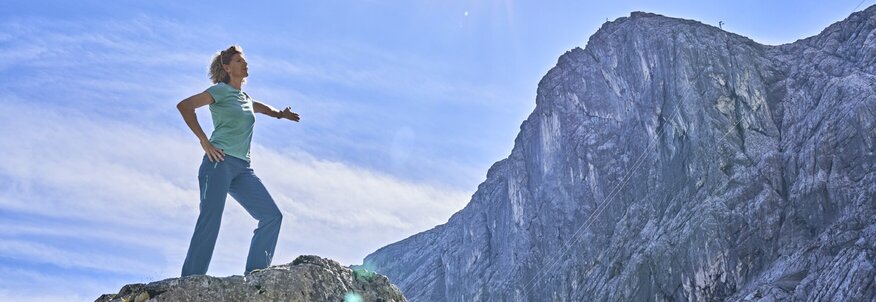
[364,8,876,302]
[96,256,406,302]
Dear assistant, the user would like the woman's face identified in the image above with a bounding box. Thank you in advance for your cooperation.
[223,53,248,79]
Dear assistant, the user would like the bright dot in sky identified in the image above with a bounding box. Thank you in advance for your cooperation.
[464,11,469,16]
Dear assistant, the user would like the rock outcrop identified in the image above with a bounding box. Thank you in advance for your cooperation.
[96,255,406,302]
[364,7,876,302]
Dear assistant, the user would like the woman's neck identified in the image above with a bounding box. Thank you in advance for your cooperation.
[227,78,243,90]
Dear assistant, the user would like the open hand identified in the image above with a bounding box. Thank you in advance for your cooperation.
[201,139,225,162]
[280,106,300,122]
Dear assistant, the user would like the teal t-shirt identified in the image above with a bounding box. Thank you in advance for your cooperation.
[205,82,256,162]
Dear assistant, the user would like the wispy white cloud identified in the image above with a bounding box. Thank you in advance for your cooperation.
[0,264,135,301]
[0,239,156,274]
[253,147,470,230]
[249,44,517,110]
[0,288,93,302]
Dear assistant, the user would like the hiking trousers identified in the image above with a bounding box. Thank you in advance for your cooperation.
[181,154,282,277]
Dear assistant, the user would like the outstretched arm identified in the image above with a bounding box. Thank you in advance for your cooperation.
[254,100,300,122]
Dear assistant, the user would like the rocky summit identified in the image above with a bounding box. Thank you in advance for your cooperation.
[96,255,406,302]
[364,6,876,302]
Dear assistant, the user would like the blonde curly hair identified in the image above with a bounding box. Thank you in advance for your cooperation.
[209,45,244,84]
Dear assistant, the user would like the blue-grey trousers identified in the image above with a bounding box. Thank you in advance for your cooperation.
[181,154,283,277]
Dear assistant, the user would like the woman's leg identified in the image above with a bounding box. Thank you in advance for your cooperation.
[228,168,283,274]
[181,156,232,277]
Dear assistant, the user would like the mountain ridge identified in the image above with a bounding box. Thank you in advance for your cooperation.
[365,6,876,301]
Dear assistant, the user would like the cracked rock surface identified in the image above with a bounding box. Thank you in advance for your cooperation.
[96,255,406,302]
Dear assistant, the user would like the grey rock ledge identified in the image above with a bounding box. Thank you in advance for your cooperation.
[96,255,407,302]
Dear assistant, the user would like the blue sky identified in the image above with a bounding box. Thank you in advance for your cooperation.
[0,0,871,300]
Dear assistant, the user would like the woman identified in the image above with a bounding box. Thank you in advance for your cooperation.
[177,45,300,277]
